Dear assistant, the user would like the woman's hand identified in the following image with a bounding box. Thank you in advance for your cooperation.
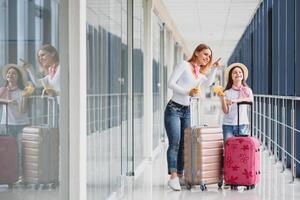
[45,88,57,97]
[19,58,32,70]
[212,58,222,68]
[189,87,201,97]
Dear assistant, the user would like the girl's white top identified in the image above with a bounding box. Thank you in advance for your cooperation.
[167,60,217,106]
[222,88,253,125]
[1,89,29,125]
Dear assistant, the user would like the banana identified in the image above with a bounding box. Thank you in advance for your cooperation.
[213,85,225,97]
[22,82,35,97]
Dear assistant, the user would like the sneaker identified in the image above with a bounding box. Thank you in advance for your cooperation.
[168,177,181,191]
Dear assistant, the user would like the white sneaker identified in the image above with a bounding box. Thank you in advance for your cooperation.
[168,177,181,191]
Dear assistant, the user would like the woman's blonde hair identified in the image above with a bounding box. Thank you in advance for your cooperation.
[37,44,59,74]
[187,43,212,74]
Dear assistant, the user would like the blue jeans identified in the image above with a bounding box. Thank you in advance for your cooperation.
[222,124,248,142]
[164,100,190,175]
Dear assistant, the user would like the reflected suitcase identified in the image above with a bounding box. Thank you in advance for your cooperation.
[0,100,18,186]
[0,136,18,186]
[223,101,260,189]
[22,126,59,187]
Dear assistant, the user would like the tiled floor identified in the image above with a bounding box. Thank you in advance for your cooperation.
[120,144,300,200]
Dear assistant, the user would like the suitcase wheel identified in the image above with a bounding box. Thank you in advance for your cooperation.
[217,182,223,189]
[200,184,207,191]
[51,181,59,189]
[8,184,13,189]
[34,184,40,190]
[230,185,238,190]
[246,185,255,190]
[186,184,192,190]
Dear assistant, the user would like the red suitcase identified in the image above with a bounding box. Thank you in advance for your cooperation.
[223,101,260,189]
[0,100,19,187]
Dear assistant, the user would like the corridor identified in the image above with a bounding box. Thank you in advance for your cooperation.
[121,145,300,200]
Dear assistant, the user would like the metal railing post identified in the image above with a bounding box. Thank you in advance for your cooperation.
[263,97,267,151]
[268,97,271,155]
[291,100,295,182]
[259,97,262,144]
[281,99,286,172]
[255,97,258,138]
[274,98,278,163]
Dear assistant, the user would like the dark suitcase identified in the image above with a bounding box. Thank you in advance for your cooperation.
[0,99,19,186]
[223,101,260,189]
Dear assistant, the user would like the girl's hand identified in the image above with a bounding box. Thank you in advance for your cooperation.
[189,87,201,97]
[212,58,222,68]
[225,99,233,106]
[8,99,18,106]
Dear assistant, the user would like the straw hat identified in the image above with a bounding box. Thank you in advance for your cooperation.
[224,62,249,82]
[2,63,28,86]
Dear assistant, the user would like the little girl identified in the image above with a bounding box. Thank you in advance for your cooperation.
[0,63,30,180]
[219,63,253,141]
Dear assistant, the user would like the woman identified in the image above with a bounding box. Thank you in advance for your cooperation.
[164,43,221,191]
[22,44,60,103]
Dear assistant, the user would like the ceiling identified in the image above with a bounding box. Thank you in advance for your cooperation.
[163,0,262,64]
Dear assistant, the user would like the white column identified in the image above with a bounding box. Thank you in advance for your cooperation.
[68,0,87,199]
[143,0,154,159]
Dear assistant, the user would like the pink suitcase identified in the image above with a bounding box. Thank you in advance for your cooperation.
[184,126,224,190]
[0,101,19,187]
[223,101,260,189]
[0,136,19,186]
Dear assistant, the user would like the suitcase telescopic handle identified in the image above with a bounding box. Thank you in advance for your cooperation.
[237,101,253,137]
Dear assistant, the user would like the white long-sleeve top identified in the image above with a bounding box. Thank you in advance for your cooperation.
[168,60,217,106]
[27,65,61,104]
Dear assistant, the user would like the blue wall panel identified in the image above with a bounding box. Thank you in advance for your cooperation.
[279,0,287,95]
[295,0,300,177]
[286,0,295,96]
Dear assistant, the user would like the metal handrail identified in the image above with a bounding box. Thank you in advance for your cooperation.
[255,94,300,100]
[254,94,299,182]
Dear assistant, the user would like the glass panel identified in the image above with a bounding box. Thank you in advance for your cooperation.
[86,0,127,199]
[133,0,144,169]
[0,0,67,199]
[152,14,163,150]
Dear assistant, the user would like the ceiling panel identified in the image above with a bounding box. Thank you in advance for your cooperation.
[163,0,261,64]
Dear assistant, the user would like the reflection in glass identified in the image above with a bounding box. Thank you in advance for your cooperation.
[0,0,62,199]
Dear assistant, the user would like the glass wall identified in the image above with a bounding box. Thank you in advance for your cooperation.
[0,0,67,199]
[133,0,145,168]
[86,0,128,199]
[152,13,164,150]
